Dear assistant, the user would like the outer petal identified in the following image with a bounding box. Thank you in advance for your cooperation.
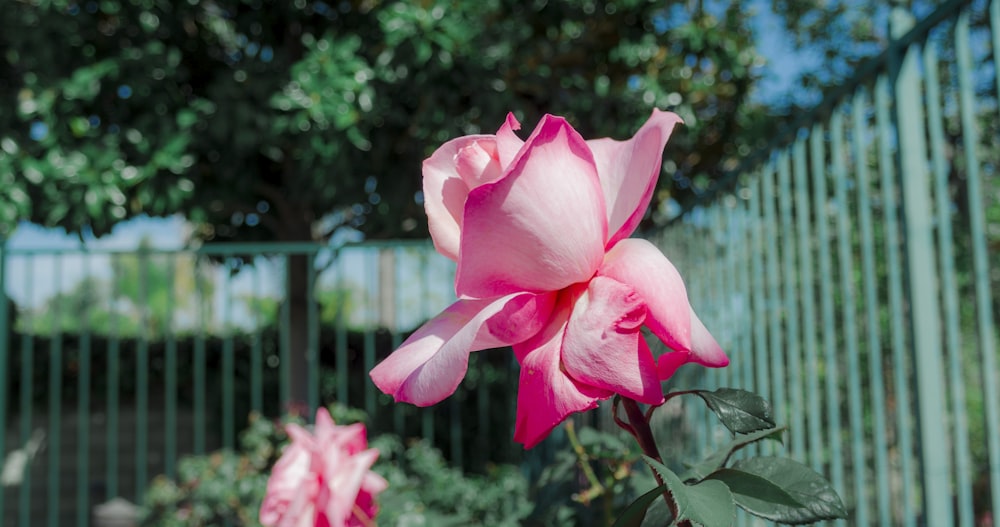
[323,448,379,525]
[561,277,663,404]
[689,307,728,366]
[369,292,555,406]
[656,306,729,379]
[598,238,692,353]
[422,134,501,261]
[457,115,607,297]
[513,299,612,448]
[495,112,524,168]
[587,109,683,247]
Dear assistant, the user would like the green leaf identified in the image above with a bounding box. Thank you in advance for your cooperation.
[644,456,735,527]
[706,468,804,514]
[695,388,775,434]
[613,483,671,527]
[727,457,847,524]
[680,427,786,483]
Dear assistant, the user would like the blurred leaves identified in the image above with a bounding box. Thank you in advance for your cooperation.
[1,0,784,242]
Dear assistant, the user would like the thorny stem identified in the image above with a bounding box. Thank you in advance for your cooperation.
[616,397,680,522]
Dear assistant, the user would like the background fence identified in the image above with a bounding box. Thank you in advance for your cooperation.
[657,0,999,525]
[0,240,547,526]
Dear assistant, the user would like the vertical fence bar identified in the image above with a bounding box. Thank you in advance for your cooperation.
[364,250,377,418]
[812,121,845,498]
[222,260,235,449]
[925,37,974,527]
[18,259,34,525]
[0,237,8,518]
[853,89,893,527]
[738,193,754,408]
[335,251,349,406]
[794,136,823,474]
[46,256,62,527]
[777,151,804,461]
[749,174,769,455]
[76,255,92,527]
[281,255,294,408]
[164,255,178,479]
[832,107,866,526]
[876,74,914,526]
[194,261,207,455]
[251,263,263,414]
[762,161,786,436]
[391,249,405,436]
[307,251,320,414]
[136,251,149,500]
[961,8,1000,525]
[891,4,950,523]
[420,250,435,445]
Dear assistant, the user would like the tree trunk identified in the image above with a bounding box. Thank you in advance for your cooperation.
[287,251,311,409]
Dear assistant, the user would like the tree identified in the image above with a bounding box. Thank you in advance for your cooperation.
[1,0,784,403]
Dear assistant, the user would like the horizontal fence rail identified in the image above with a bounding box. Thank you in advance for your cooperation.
[0,240,536,526]
[656,0,1000,525]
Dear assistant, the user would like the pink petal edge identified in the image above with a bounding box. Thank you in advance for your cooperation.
[587,109,683,248]
[369,292,555,406]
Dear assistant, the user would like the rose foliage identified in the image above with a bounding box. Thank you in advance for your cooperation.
[370,110,729,448]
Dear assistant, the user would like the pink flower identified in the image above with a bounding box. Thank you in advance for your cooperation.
[260,408,387,527]
[370,110,729,448]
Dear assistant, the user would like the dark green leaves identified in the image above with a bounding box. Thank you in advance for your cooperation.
[695,388,775,434]
[712,458,847,524]
[615,458,735,527]
[616,387,846,526]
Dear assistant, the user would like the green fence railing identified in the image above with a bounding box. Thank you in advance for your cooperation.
[656,0,999,525]
[0,239,535,526]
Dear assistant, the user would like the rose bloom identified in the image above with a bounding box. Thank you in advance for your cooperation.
[260,408,387,527]
[370,110,729,448]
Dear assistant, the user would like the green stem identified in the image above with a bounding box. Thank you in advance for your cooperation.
[565,419,605,504]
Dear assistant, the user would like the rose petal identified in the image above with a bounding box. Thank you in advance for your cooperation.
[561,277,663,404]
[457,115,607,297]
[598,238,692,353]
[422,134,499,261]
[512,300,612,448]
[322,448,380,525]
[587,109,682,248]
[656,307,729,378]
[495,112,524,168]
[369,292,555,406]
[689,307,728,366]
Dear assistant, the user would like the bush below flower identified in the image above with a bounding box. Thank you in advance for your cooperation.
[139,406,534,527]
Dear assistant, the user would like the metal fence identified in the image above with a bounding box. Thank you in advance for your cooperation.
[0,240,537,526]
[656,0,999,525]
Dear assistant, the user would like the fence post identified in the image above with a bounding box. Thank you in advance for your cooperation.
[0,235,8,517]
[889,1,950,524]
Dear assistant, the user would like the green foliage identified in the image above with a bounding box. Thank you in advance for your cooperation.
[527,422,656,527]
[140,405,533,527]
[617,389,845,526]
[1,0,776,241]
[373,436,532,526]
[707,458,847,524]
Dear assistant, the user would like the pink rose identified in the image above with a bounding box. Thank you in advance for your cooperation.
[260,408,387,527]
[370,110,728,448]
